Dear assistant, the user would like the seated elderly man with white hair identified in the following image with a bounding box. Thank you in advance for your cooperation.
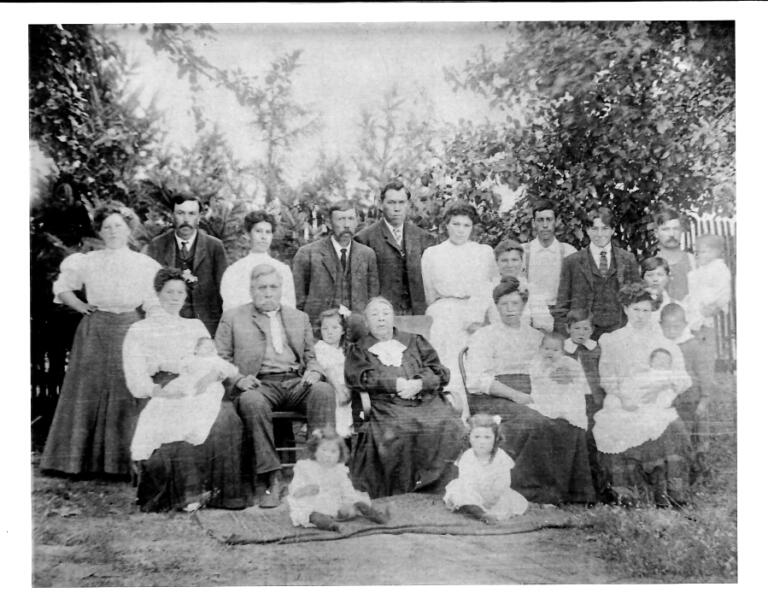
[215,263,336,508]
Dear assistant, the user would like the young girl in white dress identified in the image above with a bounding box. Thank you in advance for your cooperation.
[287,427,390,531]
[444,413,528,524]
[313,309,353,437]
[528,332,591,430]
[130,337,238,461]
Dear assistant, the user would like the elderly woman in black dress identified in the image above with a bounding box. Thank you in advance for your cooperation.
[345,297,465,498]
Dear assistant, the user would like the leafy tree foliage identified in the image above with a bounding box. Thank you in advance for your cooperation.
[443,21,735,256]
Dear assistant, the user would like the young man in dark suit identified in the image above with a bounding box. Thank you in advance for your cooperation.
[145,194,228,336]
[553,207,640,339]
[292,202,379,329]
[354,179,436,316]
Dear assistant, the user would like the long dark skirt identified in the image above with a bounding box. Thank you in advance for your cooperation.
[135,374,249,512]
[41,310,142,477]
[598,418,693,506]
[468,374,596,505]
[350,393,465,499]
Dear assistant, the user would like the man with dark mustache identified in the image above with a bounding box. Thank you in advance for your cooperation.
[146,193,228,336]
[654,208,696,302]
[292,202,379,332]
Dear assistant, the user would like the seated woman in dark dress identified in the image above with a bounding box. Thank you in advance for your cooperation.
[123,268,249,512]
[345,297,465,499]
[464,280,596,505]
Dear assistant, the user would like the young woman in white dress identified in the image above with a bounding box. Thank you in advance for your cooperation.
[421,203,498,416]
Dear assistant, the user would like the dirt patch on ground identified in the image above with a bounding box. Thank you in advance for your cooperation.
[33,471,624,586]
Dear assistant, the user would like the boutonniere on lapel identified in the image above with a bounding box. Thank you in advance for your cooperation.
[181,269,198,285]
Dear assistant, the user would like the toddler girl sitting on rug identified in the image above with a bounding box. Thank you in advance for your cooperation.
[444,413,528,524]
[287,427,389,531]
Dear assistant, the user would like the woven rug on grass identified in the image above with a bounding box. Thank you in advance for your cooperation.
[193,493,576,545]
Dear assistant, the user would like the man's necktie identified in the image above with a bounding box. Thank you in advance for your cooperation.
[180,240,190,260]
[393,227,402,247]
[265,310,284,354]
[599,250,608,276]
[340,247,347,273]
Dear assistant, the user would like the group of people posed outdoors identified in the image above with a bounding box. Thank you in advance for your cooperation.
[38,178,732,530]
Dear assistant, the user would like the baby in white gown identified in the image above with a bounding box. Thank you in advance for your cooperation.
[130,337,238,461]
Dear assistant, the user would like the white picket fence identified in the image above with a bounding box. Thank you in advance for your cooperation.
[683,214,736,371]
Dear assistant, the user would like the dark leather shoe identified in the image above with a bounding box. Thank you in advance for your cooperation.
[259,470,283,509]
[259,490,281,509]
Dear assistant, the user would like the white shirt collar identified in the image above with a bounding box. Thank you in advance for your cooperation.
[530,237,559,254]
[175,231,198,250]
[564,338,597,353]
[330,236,352,259]
[382,218,404,242]
[589,242,611,265]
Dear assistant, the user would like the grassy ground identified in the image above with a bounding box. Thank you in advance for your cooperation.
[562,372,737,583]
[31,373,736,586]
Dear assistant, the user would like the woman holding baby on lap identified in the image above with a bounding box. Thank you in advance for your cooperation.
[593,282,693,507]
[123,267,249,512]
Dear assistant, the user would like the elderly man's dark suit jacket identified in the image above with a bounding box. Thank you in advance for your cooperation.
[553,243,640,337]
[145,229,228,337]
[292,236,379,327]
[354,219,436,315]
[214,303,322,392]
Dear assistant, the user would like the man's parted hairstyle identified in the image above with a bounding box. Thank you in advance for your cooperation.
[244,210,277,234]
[380,179,411,202]
[170,192,201,211]
[654,207,686,229]
[492,277,529,304]
[585,206,615,229]
[530,196,557,218]
[250,263,282,284]
[326,201,355,219]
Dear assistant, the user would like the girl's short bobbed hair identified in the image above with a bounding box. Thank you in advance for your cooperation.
[443,202,480,226]
[93,202,134,232]
[306,426,349,464]
[618,282,656,308]
[467,412,504,458]
[492,277,529,304]
[153,267,191,295]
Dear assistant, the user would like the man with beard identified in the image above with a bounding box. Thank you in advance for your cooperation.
[146,193,228,336]
[654,208,696,302]
[292,202,379,330]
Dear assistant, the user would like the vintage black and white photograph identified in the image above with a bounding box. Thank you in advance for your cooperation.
[19,3,750,589]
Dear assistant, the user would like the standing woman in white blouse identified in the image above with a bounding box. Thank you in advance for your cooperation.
[421,203,498,416]
[41,204,161,477]
[219,210,296,313]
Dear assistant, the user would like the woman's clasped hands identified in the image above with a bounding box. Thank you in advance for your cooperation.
[395,377,423,400]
